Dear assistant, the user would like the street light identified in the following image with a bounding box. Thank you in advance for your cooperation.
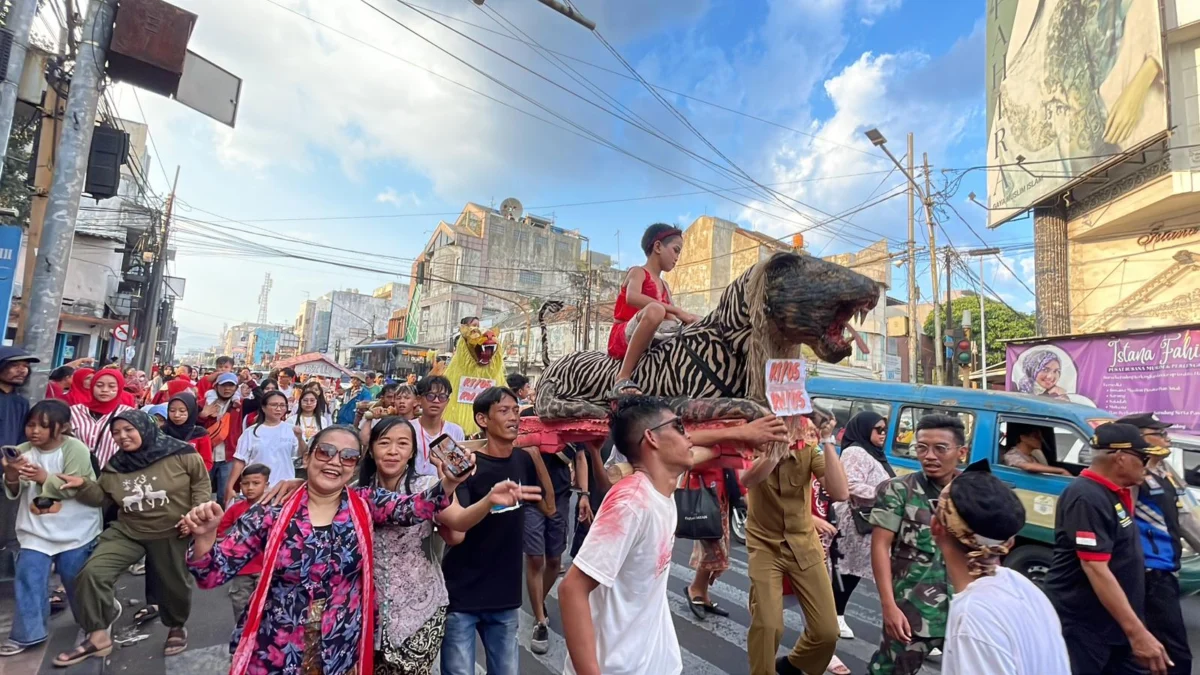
[864,127,945,384]
[966,247,1001,389]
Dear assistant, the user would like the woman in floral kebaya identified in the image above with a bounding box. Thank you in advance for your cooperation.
[181,424,474,675]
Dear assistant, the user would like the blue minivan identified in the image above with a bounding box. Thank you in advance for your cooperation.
[805,377,1200,594]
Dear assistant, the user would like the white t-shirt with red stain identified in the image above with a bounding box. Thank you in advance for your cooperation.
[565,471,681,675]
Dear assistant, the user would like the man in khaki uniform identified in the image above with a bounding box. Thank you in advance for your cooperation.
[745,416,849,675]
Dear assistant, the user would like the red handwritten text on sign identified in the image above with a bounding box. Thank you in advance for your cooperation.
[765,359,811,416]
[457,377,497,405]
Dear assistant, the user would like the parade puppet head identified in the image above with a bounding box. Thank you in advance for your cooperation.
[460,323,500,367]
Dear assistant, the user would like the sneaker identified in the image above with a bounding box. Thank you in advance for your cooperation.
[837,615,855,640]
[530,622,549,655]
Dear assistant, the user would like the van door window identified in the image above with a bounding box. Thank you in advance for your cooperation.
[892,407,974,462]
[812,396,890,449]
[997,419,1084,477]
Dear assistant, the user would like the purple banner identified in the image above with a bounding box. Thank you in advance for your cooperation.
[1006,329,1200,432]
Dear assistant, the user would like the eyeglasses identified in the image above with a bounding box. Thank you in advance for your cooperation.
[424,393,450,403]
[312,442,362,466]
[872,425,887,434]
[266,402,288,409]
[1116,448,1150,466]
[1144,431,1168,439]
[914,443,960,456]
[648,416,687,436]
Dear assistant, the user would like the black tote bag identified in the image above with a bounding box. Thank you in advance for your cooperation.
[674,473,724,541]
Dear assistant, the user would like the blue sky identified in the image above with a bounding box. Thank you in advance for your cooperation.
[105,0,1035,351]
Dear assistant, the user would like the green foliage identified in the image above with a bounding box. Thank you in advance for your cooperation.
[0,117,35,225]
[923,296,1035,366]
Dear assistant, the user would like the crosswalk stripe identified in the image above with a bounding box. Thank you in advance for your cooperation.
[541,585,728,674]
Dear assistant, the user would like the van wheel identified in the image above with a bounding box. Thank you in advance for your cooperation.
[1004,545,1053,585]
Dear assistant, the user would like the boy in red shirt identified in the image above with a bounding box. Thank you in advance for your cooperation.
[218,463,269,619]
[608,224,698,396]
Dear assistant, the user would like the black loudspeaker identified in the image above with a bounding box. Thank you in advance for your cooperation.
[85,126,130,200]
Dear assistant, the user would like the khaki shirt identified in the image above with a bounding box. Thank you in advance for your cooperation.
[745,444,825,570]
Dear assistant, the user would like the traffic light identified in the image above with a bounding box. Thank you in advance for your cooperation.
[956,337,972,366]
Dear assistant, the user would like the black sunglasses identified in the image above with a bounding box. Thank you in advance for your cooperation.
[872,425,887,433]
[312,442,362,466]
[424,393,450,403]
[1117,448,1150,466]
[648,416,687,436]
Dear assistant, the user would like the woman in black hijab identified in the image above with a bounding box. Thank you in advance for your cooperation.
[52,410,211,666]
[828,410,893,643]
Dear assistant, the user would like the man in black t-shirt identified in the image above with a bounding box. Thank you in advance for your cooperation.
[437,386,556,675]
[1044,423,1172,675]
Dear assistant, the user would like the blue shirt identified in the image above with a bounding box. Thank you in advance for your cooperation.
[0,389,28,447]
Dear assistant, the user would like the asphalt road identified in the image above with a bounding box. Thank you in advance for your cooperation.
[22,535,1200,675]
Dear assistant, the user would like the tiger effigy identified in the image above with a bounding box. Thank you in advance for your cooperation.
[534,251,880,424]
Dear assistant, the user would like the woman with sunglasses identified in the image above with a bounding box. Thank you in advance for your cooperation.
[182,424,485,675]
[829,411,892,641]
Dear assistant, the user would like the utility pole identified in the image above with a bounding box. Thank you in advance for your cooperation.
[533,0,596,30]
[923,153,944,385]
[139,167,179,372]
[14,84,61,345]
[967,248,1001,389]
[906,133,918,383]
[945,247,954,385]
[22,0,120,400]
[0,0,38,183]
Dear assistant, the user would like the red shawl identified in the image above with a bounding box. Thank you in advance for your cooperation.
[88,370,127,416]
[232,488,376,675]
[65,368,95,407]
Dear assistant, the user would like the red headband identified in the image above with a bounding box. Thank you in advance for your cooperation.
[652,228,682,246]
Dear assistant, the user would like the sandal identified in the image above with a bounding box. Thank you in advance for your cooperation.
[52,639,112,667]
[0,640,36,656]
[608,379,642,399]
[163,627,187,656]
[684,587,707,620]
[133,604,159,625]
[827,655,851,675]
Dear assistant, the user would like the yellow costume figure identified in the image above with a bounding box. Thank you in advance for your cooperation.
[438,324,506,433]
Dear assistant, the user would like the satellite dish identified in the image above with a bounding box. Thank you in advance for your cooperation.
[500,197,523,221]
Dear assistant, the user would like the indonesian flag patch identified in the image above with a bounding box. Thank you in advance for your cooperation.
[1076,531,1098,547]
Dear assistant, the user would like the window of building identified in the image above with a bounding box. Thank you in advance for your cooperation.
[519,270,543,286]
[891,405,975,461]
[887,337,899,356]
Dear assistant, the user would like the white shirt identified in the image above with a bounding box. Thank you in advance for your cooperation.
[233,421,298,486]
[564,471,681,675]
[410,418,465,477]
[942,567,1070,675]
[7,446,102,556]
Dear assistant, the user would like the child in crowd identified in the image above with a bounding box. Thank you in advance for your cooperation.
[217,463,269,620]
[0,400,103,655]
[607,223,698,396]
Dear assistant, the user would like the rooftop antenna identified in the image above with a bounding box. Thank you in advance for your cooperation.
[257,273,273,324]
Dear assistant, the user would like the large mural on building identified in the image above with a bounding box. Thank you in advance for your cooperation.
[1006,328,1200,432]
[986,0,1167,227]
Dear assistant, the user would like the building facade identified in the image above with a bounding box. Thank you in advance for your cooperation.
[310,283,408,365]
[409,202,589,347]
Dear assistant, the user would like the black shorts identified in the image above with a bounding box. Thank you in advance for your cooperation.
[523,493,569,558]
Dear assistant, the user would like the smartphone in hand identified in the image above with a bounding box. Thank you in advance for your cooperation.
[1,446,20,462]
[430,434,473,478]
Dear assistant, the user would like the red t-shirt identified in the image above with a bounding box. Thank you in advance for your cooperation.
[219,498,263,575]
[189,435,213,472]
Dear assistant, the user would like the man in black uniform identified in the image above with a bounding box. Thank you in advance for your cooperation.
[1044,423,1172,675]
[1120,412,1200,675]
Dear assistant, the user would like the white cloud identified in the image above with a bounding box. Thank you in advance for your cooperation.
[858,0,903,25]
[1019,254,1035,278]
[376,188,422,209]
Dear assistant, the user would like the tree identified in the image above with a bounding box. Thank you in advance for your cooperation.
[923,296,1036,367]
[0,119,35,224]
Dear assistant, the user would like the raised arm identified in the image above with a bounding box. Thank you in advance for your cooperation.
[360,484,450,526]
[525,447,557,517]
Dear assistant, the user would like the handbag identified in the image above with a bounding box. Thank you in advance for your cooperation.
[674,472,724,541]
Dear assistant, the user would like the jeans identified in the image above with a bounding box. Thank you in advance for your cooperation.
[10,539,97,645]
[211,461,233,504]
[440,609,520,675]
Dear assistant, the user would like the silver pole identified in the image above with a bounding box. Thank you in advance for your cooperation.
[22,0,119,400]
[980,255,987,389]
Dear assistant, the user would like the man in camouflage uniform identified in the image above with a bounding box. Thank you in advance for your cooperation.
[867,413,967,675]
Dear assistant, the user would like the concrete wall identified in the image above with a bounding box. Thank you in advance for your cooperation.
[62,235,122,317]
[320,290,405,364]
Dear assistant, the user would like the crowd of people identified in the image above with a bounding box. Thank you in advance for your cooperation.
[0,219,1189,675]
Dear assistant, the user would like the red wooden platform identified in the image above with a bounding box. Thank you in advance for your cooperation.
[517,416,754,469]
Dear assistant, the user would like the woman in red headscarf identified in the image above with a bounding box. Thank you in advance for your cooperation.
[69,370,135,468]
[65,368,95,407]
